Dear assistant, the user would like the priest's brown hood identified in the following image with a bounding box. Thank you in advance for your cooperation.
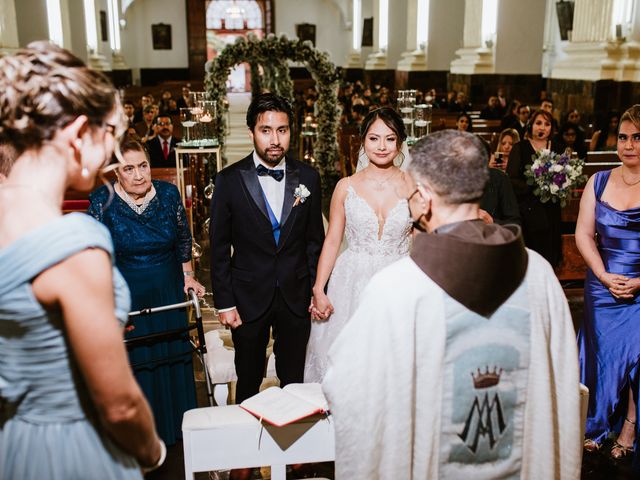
[410,219,528,317]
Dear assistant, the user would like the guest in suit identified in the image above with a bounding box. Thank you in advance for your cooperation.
[123,100,136,127]
[145,115,178,168]
[210,93,324,405]
[511,104,531,140]
[134,105,156,143]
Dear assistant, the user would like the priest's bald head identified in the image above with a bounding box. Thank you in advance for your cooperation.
[407,130,489,233]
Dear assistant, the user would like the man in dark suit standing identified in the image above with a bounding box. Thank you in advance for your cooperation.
[145,115,178,168]
[210,93,324,406]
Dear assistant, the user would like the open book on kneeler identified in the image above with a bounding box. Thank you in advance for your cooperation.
[239,383,329,427]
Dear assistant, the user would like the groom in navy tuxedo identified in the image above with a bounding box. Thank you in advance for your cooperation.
[210,93,324,404]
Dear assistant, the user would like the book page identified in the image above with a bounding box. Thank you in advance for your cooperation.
[240,386,324,427]
[282,382,328,411]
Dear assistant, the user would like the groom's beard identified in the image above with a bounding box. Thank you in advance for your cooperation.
[255,144,287,166]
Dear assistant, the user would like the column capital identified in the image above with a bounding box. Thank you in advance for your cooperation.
[450,47,495,74]
[365,50,388,70]
[344,50,363,69]
[396,49,428,72]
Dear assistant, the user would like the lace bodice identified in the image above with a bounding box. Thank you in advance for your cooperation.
[343,185,412,256]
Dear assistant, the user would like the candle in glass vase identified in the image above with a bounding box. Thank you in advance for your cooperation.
[200,113,213,123]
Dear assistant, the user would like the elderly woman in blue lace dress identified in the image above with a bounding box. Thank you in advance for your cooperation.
[88,140,204,445]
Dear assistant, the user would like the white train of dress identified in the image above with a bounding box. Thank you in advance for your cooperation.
[304,184,412,382]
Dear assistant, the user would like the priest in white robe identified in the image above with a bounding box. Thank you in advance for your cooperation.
[323,129,581,480]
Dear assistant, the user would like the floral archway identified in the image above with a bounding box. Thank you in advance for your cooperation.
[205,33,341,187]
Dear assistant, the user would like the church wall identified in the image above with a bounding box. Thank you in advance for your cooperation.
[121,0,189,84]
[428,0,465,72]
[15,0,49,46]
[494,0,546,74]
[274,0,351,66]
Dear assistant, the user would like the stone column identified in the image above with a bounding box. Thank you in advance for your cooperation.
[108,0,128,69]
[396,0,428,71]
[364,0,387,69]
[619,0,640,81]
[450,0,494,74]
[0,0,19,55]
[84,0,111,70]
[551,0,621,80]
[344,0,363,68]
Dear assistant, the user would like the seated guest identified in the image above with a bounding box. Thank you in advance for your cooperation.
[448,91,471,113]
[540,99,559,133]
[124,100,136,127]
[478,139,521,226]
[456,112,473,133]
[590,110,620,151]
[489,128,520,172]
[511,104,530,139]
[480,96,503,120]
[134,93,153,123]
[555,122,587,159]
[145,115,178,168]
[323,129,581,479]
[176,85,191,109]
[88,140,204,445]
[500,100,520,131]
[134,104,156,143]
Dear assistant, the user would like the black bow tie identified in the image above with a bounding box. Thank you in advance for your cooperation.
[256,163,284,182]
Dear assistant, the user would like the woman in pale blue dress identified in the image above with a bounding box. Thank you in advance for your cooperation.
[0,42,163,479]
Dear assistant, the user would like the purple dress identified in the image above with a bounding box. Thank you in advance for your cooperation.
[579,170,640,456]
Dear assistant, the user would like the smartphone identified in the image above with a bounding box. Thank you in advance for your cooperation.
[494,152,503,165]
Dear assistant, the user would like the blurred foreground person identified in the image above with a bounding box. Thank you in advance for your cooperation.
[0,42,163,479]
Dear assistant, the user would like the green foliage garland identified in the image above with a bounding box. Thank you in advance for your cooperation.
[205,34,341,189]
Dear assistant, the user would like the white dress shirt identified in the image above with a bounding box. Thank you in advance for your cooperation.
[253,151,286,222]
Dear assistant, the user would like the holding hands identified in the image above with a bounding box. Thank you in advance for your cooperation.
[310,290,334,321]
[599,272,640,299]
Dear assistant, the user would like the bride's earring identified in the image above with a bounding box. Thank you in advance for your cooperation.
[81,166,90,178]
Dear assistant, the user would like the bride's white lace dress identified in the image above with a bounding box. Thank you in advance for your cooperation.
[304,183,412,382]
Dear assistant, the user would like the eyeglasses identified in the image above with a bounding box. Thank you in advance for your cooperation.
[407,182,423,202]
[157,121,172,126]
[617,133,640,145]
[104,123,117,135]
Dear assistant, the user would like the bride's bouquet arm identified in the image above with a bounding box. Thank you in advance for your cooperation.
[310,178,349,320]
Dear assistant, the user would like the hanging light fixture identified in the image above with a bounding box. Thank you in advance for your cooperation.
[226,0,245,20]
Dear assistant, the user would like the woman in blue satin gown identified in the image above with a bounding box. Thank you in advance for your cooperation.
[576,104,640,463]
[88,140,205,445]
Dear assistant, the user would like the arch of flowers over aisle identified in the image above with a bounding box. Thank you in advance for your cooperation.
[205,33,341,190]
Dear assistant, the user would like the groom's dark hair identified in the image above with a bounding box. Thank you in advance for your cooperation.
[246,93,294,132]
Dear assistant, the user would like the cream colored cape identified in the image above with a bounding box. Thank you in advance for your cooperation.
[322,250,581,480]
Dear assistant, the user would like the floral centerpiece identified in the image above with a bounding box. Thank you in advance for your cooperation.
[524,149,587,207]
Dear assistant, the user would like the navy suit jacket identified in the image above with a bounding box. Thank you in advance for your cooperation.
[146,136,178,168]
[209,154,324,322]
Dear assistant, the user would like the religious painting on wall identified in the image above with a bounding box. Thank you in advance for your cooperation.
[99,10,108,42]
[362,18,373,47]
[152,23,172,50]
[296,23,316,46]
[555,0,574,41]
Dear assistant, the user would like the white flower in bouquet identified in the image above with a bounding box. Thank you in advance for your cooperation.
[524,149,587,207]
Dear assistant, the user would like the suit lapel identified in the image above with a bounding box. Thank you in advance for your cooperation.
[279,159,299,228]
[239,156,270,221]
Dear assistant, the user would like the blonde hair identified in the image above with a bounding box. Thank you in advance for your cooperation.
[0,41,124,155]
[620,104,640,131]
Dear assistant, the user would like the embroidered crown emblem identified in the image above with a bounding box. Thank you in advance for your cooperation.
[471,366,503,389]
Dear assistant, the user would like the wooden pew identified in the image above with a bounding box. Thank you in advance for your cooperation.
[554,234,587,282]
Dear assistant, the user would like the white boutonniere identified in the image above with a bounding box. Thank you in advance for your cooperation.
[293,184,311,207]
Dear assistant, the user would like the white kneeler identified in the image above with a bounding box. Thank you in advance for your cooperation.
[182,406,335,479]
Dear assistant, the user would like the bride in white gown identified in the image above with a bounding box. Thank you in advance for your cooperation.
[304,107,413,382]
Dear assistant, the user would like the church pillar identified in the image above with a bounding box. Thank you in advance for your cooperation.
[396,0,428,72]
[450,0,494,74]
[0,0,19,55]
[364,0,388,70]
[344,0,363,68]
[83,0,111,70]
[550,0,620,81]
